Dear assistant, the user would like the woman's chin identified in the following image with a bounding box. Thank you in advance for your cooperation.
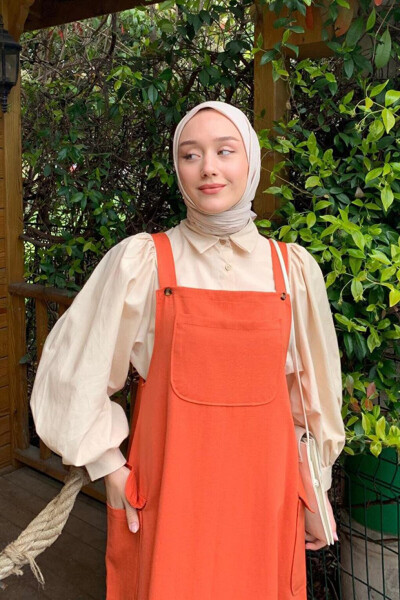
[193,198,237,215]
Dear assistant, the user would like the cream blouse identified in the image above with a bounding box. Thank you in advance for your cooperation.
[30,218,345,490]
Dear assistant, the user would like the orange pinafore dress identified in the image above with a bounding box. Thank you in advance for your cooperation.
[105,232,310,600]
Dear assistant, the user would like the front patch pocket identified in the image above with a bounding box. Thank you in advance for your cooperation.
[171,314,282,406]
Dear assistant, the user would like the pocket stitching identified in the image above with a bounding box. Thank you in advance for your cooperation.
[290,496,307,596]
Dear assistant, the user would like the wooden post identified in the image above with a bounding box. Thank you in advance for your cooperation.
[0,0,34,470]
[253,45,290,220]
[253,0,356,218]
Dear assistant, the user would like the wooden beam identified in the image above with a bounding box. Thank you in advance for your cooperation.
[24,0,159,31]
[9,281,75,305]
[2,0,35,39]
[0,1,32,469]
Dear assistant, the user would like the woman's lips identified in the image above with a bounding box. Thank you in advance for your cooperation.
[198,184,226,195]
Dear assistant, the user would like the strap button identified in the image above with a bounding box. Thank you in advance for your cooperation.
[164,287,173,296]
[280,292,287,300]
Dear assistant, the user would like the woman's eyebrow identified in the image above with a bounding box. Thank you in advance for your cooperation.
[179,136,240,148]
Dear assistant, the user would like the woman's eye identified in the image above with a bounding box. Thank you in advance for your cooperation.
[183,153,196,160]
[219,149,233,156]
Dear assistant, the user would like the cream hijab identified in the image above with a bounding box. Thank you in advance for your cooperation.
[172,101,260,236]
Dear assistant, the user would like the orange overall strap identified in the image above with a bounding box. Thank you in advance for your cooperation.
[269,240,289,295]
[151,232,177,289]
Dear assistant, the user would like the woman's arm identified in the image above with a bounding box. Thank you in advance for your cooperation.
[286,242,345,492]
[30,233,157,481]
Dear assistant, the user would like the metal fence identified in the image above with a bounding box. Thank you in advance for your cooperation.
[307,451,400,599]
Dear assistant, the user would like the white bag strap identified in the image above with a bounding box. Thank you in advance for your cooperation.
[270,239,310,442]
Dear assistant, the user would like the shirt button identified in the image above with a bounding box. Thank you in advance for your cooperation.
[220,239,227,245]
[225,264,232,271]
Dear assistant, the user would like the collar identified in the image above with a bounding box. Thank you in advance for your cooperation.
[179,218,259,254]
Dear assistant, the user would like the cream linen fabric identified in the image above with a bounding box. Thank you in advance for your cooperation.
[30,218,345,489]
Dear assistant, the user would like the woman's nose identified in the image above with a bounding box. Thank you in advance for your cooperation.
[201,156,218,177]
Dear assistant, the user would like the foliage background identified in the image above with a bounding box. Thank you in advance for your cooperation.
[21,0,254,291]
[21,0,400,457]
[257,0,400,457]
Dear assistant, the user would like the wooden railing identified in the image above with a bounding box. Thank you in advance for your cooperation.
[8,282,134,501]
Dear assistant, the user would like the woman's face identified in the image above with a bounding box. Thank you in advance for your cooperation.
[177,109,249,214]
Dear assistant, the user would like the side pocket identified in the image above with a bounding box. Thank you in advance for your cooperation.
[105,505,140,600]
[290,496,307,596]
[125,466,147,510]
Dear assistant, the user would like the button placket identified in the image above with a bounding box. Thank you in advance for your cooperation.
[221,243,234,280]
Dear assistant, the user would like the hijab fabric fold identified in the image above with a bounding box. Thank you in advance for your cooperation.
[172,101,261,236]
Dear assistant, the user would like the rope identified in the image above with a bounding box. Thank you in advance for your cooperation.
[0,466,90,586]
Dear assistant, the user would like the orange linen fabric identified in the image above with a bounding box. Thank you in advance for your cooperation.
[106,232,310,600]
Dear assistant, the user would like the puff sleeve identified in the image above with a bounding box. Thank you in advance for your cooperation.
[30,233,157,481]
[286,243,345,491]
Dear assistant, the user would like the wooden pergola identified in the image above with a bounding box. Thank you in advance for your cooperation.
[0,0,353,492]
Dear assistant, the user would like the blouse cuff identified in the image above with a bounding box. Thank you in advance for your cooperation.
[321,466,332,492]
[85,448,127,481]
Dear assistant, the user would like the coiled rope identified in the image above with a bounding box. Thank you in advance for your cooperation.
[0,467,90,586]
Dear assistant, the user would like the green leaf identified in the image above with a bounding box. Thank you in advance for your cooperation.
[315,200,332,210]
[147,85,158,105]
[375,416,386,440]
[326,271,337,289]
[336,314,354,331]
[381,185,394,211]
[375,29,392,70]
[367,120,384,142]
[260,50,276,65]
[365,97,373,110]
[370,80,389,98]
[365,167,382,184]
[351,279,364,302]
[389,288,400,307]
[343,446,355,456]
[351,231,365,251]
[346,17,364,48]
[382,108,395,133]
[370,441,382,457]
[342,90,354,105]
[366,7,376,32]
[349,258,362,275]
[367,327,381,353]
[385,90,400,107]
[305,176,321,189]
[343,332,354,357]
[256,219,271,228]
[381,266,396,282]
[344,57,354,78]
[371,250,390,264]
[362,414,371,435]
[199,70,209,86]
[306,212,316,228]
[71,192,84,204]
[284,43,299,58]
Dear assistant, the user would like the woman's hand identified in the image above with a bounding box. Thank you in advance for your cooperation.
[105,465,140,533]
[305,492,338,551]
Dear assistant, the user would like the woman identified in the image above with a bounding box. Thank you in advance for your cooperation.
[31,101,345,599]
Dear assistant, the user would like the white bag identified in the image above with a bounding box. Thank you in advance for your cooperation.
[270,239,334,546]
